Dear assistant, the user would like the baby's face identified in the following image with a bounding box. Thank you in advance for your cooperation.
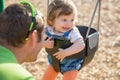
[53,13,76,33]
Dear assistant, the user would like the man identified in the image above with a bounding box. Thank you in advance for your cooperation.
[0,1,44,80]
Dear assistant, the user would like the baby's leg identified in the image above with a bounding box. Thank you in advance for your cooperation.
[42,65,59,80]
[62,70,78,80]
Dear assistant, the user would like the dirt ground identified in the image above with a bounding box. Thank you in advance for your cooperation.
[4,0,120,80]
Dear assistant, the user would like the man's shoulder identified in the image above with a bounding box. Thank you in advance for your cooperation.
[0,63,35,80]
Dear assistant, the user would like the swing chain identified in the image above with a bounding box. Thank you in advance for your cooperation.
[86,0,101,38]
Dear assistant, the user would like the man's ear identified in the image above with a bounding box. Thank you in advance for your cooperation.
[27,30,38,48]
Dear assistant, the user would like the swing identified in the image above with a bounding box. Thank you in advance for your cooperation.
[46,0,101,72]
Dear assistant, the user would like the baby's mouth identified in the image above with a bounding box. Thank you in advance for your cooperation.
[62,27,70,30]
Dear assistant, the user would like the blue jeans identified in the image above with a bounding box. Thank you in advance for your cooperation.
[48,55,83,73]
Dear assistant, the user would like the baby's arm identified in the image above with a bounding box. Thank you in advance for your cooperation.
[53,38,85,61]
[64,38,85,56]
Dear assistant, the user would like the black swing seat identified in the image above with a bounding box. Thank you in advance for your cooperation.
[45,25,99,72]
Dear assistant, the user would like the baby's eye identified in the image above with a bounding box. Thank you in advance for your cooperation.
[71,19,74,22]
[62,19,67,22]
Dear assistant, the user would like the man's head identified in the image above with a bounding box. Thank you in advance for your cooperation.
[0,1,44,62]
[0,2,44,47]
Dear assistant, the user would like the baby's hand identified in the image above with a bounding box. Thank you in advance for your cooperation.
[53,48,67,62]
[43,37,54,48]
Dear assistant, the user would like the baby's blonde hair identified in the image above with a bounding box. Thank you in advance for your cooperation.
[47,0,77,26]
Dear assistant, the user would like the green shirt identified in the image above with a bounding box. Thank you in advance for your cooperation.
[0,45,35,80]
